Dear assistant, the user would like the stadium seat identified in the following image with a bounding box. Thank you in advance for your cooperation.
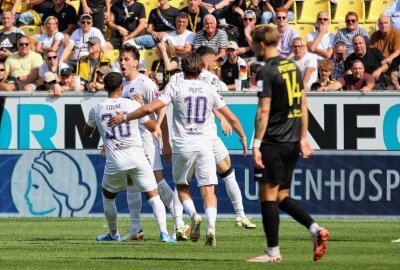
[69,1,80,15]
[290,1,298,24]
[359,23,378,36]
[137,0,159,21]
[328,23,344,35]
[365,0,393,23]
[291,24,316,41]
[140,48,158,71]
[332,0,365,24]
[170,0,188,10]
[19,25,41,36]
[297,0,331,24]
[108,49,120,63]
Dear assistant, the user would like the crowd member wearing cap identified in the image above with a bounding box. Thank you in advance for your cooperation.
[59,67,76,91]
[80,0,111,35]
[36,71,65,97]
[138,61,148,75]
[41,0,78,36]
[0,11,25,62]
[0,61,18,91]
[4,35,43,91]
[35,16,65,58]
[76,36,111,92]
[106,0,146,50]
[86,66,112,92]
[193,14,228,60]
[180,0,209,34]
[133,0,179,50]
[38,50,69,84]
[60,14,107,72]
[236,9,257,60]
[220,40,247,91]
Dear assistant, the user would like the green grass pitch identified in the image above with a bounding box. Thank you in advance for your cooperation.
[0,217,399,269]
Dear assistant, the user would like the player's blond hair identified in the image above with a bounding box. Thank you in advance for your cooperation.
[251,25,280,47]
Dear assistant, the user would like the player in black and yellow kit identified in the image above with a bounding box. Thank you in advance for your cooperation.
[247,25,330,263]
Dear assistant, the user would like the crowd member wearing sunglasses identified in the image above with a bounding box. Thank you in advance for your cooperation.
[237,9,257,60]
[275,7,299,59]
[4,35,43,91]
[334,11,370,55]
[38,50,69,84]
[0,61,18,92]
[306,11,335,61]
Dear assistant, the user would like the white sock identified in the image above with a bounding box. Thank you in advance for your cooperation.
[223,170,245,218]
[205,207,217,230]
[157,179,174,215]
[126,186,142,233]
[148,195,168,234]
[102,194,118,237]
[309,222,320,236]
[173,188,185,227]
[266,246,280,256]
[182,199,197,218]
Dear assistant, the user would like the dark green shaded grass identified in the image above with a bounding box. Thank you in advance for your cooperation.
[0,218,399,269]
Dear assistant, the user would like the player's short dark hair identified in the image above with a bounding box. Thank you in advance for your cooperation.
[251,25,280,47]
[181,52,203,77]
[196,46,216,57]
[119,43,140,61]
[104,72,123,93]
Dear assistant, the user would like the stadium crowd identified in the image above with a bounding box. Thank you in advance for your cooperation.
[0,0,399,95]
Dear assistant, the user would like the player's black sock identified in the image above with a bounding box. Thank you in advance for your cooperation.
[279,197,314,228]
[260,201,279,247]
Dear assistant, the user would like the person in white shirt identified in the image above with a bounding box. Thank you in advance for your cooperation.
[166,12,195,57]
[291,37,318,90]
[83,72,175,243]
[117,44,176,242]
[306,11,335,61]
[60,14,107,71]
[109,52,248,247]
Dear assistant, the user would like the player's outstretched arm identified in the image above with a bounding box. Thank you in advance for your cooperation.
[300,91,314,158]
[218,105,247,156]
[144,118,157,133]
[108,99,166,128]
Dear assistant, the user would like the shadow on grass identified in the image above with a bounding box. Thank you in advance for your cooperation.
[91,257,238,262]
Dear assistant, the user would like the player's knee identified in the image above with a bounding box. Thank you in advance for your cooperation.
[102,188,117,200]
[218,166,233,179]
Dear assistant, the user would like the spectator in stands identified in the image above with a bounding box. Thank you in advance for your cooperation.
[18,0,53,26]
[36,71,58,91]
[59,67,75,91]
[390,56,400,90]
[370,15,400,67]
[151,39,179,91]
[76,36,111,92]
[38,50,68,83]
[80,0,111,34]
[259,0,295,24]
[4,35,43,91]
[275,7,299,59]
[220,40,247,90]
[291,37,318,90]
[241,61,262,91]
[201,0,231,18]
[331,41,346,80]
[334,11,370,55]
[193,14,228,60]
[106,0,146,50]
[237,9,257,60]
[59,14,107,71]
[35,16,65,58]
[220,0,247,29]
[311,58,336,91]
[0,11,24,62]
[41,0,78,35]
[317,59,375,94]
[0,61,18,91]
[181,0,209,33]
[383,0,400,31]
[166,12,195,57]
[133,0,179,50]
[0,0,22,23]
[306,11,335,60]
[86,65,112,92]
[345,35,390,90]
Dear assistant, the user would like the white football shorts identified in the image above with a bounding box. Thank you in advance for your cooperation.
[212,137,229,164]
[144,146,163,171]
